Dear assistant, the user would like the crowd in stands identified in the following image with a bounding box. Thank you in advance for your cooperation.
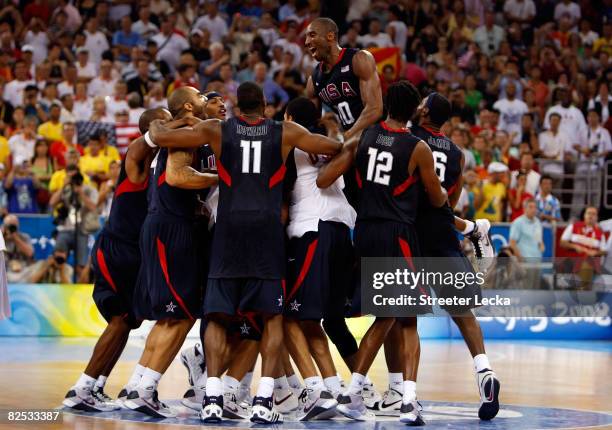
[0,0,610,282]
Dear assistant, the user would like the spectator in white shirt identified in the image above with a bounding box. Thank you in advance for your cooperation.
[3,60,35,107]
[270,23,303,69]
[23,18,48,65]
[358,18,393,48]
[106,81,130,118]
[88,60,117,98]
[554,0,581,29]
[73,82,92,121]
[386,6,408,51]
[193,3,228,44]
[60,94,76,123]
[579,20,599,46]
[90,96,114,123]
[54,0,82,32]
[131,5,158,41]
[587,81,612,123]
[57,63,77,98]
[538,113,569,178]
[473,11,506,56]
[84,17,110,66]
[257,13,279,48]
[503,0,536,29]
[543,87,588,158]
[75,48,97,82]
[510,152,541,196]
[8,116,37,167]
[151,17,189,73]
[494,82,529,144]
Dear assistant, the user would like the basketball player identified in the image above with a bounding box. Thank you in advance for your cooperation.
[281,96,356,420]
[317,81,447,424]
[411,93,500,421]
[148,81,344,424]
[125,87,218,418]
[63,108,183,412]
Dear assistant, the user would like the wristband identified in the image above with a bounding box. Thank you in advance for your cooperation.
[144,131,157,148]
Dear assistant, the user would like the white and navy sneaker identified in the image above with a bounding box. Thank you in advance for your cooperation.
[182,385,205,411]
[367,387,402,414]
[63,386,119,412]
[477,369,500,420]
[116,385,136,408]
[399,399,426,426]
[180,343,205,387]
[337,393,375,421]
[92,386,120,408]
[273,389,298,413]
[362,381,382,409]
[467,219,495,272]
[201,395,223,423]
[223,391,249,419]
[250,396,283,424]
[295,388,338,421]
[124,387,176,418]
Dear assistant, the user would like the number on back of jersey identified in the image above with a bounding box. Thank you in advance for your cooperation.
[366,147,393,185]
[432,150,447,182]
[240,140,262,173]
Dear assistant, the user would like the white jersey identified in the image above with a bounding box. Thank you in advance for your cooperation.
[287,148,356,239]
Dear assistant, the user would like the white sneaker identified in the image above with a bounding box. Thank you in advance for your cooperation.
[223,391,249,419]
[92,386,120,409]
[180,343,205,387]
[200,395,223,423]
[467,219,495,272]
[63,386,119,412]
[181,385,205,411]
[367,387,402,414]
[124,387,176,418]
[399,399,426,425]
[477,369,500,420]
[273,388,298,413]
[295,388,338,421]
[250,396,283,424]
[337,393,375,421]
[362,381,382,409]
[116,385,136,408]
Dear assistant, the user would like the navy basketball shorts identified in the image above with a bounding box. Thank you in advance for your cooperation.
[91,231,142,329]
[204,278,285,317]
[284,221,354,320]
[133,216,204,321]
[228,311,264,341]
[349,219,431,317]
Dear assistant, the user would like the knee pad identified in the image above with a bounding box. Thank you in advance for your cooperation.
[322,317,358,358]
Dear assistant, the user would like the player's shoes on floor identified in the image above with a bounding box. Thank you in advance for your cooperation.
[116,385,136,408]
[250,396,283,424]
[399,399,426,426]
[200,395,223,423]
[295,388,338,421]
[362,381,382,409]
[63,386,119,412]
[477,369,500,420]
[222,391,249,419]
[92,386,120,408]
[467,219,495,272]
[367,387,403,414]
[124,388,176,418]
[337,393,376,421]
[273,388,299,413]
[180,343,205,387]
[181,385,205,411]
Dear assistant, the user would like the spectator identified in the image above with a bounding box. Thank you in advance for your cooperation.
[8,115,37,168]
[253,62,289,118]
[193,3,228,44]
[131,5,158,41]
[79,133,112,187]
[97,160,120,217]
[594,22,612,56]
[508,171,534,221]
[473,11,505,57]
[553,0,581,29]
[510,198,544,259]
[494,82,529,144]
[106,81,129,118]
[57,63,78,98]
[74,48,96,82]
[358,18,393,48]
[536,175,563,224]
[587,81,612,123]
[72,82,92,121]
[510,152,541,196]
[5,160,39,214]
[29,243,73,283]
[50,122,83,169]
[127,92,145,125]
[83,17,109,66]
[127,59,156,101]
[113,16,141,63]
[475,161,508,222]
[151,16,189,73]
[37,103,63,142]
[543,87,588,158]
[2,215,35,283]
[504,0,536,30]
[538,112,568,179]
[88,59,117,98]
[49,149,92,193]
[30,138,55,211]
[270,22,303,69]
[4,60,35,108]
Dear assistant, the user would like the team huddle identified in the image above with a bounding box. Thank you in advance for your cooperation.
[62,18,500,426]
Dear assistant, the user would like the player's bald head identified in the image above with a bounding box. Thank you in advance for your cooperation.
[138,107,171,134]
[309,18,339,41]
[168,86,206,119]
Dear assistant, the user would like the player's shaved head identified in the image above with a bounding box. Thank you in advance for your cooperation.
[237,81,265,114]
[310,17,339,41]
[138,107,171,134]
[387,81,422,124]
[168,86,203,117]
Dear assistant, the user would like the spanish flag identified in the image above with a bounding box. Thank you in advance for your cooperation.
[367,47,401,79]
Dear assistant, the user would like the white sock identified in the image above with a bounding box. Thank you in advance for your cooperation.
[76,373,97,389]
[364,375,373,386]
[304,376,325,391]
[347,372,365,395]
[324,375,341,393]
[389,372,404,392]
[196,343,204,355]
[461,220,475,235]
[274,375,290,391]
[127,364,146,387]
[403,380,417,403]
[474,354,491,372]
[206,376,223,397]
[138,368,162,391]
[223,375,240,394]
[256,376,275,398]
[287,373,302,389]
[195,370,208,388]
[94,375,107,390]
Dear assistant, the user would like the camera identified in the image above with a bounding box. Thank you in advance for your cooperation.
[54,255,66,265]
[70,172,84,187]
[6,224,17,233]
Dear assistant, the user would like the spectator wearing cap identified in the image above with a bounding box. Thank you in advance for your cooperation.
[473,11,505,57]
[83,17,109,66]
[475,161,508,222]
[131,5,158,41]
[193,3,229,44]
[88,60,117,98]
[75,48,96,82]
[3,60,35,108]
[536,175,563,224]
[151,17,189,73]
[113,16,142,63]
[50,122,83,169]
[37,103,63,142]
[8,115,37,168]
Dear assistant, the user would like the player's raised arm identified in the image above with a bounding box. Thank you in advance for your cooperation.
[283,120,342,155]
[316,134,360,188]
[412,140,448,208]
[148,118,219,150]
[344,50,383,140]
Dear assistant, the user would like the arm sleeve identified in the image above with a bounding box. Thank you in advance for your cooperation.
[561,224,573,242]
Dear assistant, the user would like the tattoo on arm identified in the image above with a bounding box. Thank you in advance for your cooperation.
[166,149,218,189]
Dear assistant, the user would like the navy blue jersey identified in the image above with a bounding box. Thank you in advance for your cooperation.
[104,150,148,244]
[356,122,421,224]
[209,116,286,279]
[147,147,201,221]
[197,144,216,202]
[312,48,363,131]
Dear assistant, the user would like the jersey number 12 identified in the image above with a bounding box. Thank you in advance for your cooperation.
[366,147,393,185]
[240,140,262,173]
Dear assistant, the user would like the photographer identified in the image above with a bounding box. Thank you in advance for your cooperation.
[29,243,73,284]
[49,164,99,279]
[2,214,35,283]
